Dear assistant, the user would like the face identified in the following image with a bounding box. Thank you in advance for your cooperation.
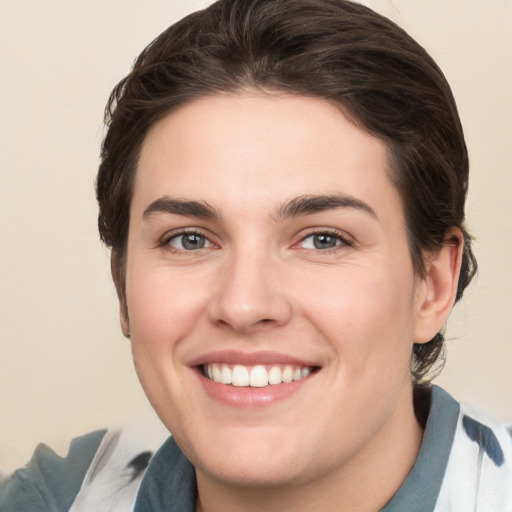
[124,93,429,488]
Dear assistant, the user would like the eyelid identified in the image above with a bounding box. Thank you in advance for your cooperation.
[158,227,217,252]
[156,226,353,253]
[295,228,354,251]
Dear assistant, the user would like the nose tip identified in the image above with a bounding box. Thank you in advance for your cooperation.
[208,257,292,333]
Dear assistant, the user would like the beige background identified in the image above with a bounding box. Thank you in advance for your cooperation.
[1,0,511,473]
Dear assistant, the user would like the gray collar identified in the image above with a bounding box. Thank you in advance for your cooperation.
[381,386,459,511]
[134,385,459,512]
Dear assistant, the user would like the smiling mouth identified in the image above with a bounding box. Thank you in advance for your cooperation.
[202,363,319,387]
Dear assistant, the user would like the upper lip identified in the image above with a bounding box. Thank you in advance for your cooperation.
[188,350,321,368]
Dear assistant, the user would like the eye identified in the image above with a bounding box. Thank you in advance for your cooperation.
[166,232,213,251]
[298,231,351,251]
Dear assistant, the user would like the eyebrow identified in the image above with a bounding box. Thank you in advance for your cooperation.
[142,193,377,222]
[143,197,220,220]
[274,194,377,221]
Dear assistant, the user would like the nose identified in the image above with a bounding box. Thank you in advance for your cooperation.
[208,251,293,333]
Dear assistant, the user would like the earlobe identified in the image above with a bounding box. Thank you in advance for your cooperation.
[119,303,131,339]
[414,228,464,344]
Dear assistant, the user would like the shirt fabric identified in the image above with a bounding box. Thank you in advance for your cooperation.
[1,386,511,511]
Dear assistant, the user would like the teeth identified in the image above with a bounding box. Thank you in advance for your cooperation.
[204,363,314,387]
[212,364,222,383]
[221,364,232,385]
[232,365,249,386]
[301,367,311,378]
[282,366,293,383]
[268,366,282,385]
[249,365,268,387]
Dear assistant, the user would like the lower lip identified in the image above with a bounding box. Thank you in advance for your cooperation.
[196,370,316,408]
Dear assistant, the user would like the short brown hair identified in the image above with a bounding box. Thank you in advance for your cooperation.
[96,0,477,383]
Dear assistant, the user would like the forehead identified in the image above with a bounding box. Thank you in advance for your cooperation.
[133,92,402,224]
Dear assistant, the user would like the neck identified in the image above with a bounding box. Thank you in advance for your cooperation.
[195,387,424,512]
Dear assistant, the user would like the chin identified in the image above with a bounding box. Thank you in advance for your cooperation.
[196,455,312,488]
[182,426,319,488]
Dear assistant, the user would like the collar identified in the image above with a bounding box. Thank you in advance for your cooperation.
[381,385,459,511]
[134,385,459,512]
[134,436,196,512]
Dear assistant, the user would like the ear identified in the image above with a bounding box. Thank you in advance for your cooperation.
[413,228,464,344]
[111,250,131,339]
[119,300,131,339]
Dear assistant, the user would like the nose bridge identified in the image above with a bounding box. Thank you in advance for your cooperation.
[209,242,292,332]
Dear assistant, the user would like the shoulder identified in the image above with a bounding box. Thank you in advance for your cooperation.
[0,429,106,512]
[436,400,512,512]
[0,428,167,512]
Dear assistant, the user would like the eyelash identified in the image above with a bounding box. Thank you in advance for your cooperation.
[160,229,215,253]
[297,229,353,252]
[159,228,353,254]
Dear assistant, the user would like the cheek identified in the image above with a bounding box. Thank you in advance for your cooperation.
[124,267,210,425]
[125,266,213,399]
[127,266,208,342]
[298,265,416,375]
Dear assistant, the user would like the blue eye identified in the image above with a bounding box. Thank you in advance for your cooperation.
[300,232,348,250]
[167,233,212,251]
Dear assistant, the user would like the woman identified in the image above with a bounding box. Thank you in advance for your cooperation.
[2,1,511,510]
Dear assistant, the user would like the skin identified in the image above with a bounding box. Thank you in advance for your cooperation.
[120,92,462,511]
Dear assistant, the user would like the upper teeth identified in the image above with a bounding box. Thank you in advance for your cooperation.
[204,364,312,387]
